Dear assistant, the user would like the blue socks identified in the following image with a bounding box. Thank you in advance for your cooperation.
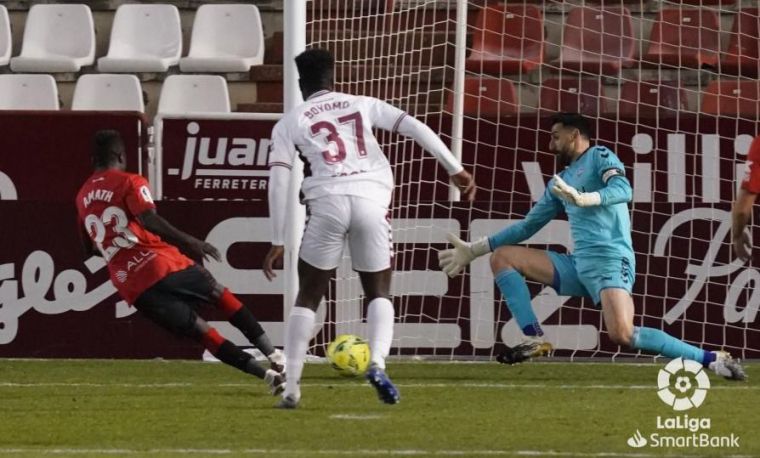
[632,326,715,366]
[494,267,717,367]
[495,268,543,336]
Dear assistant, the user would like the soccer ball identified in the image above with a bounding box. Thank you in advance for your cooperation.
[326,334,370,377]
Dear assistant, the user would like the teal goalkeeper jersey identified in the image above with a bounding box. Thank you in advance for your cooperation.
[489,145,634,262]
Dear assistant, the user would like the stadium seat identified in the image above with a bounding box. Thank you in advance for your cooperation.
[0,74,59,110]
[677,0,734,4]
[445,77,518,117]
[10,4,95,72]
[643,9,720,69]
[157,75,230,114]
[0,5,10,66]
[558,6,634,74]
[721,9,760,78]
[180,4,264,72]
[464,4,543,75]
[617,81,687,117]
[701,80,760,118]
[539,78,606,116]
[98,4,182,73]
[72,74,145,112]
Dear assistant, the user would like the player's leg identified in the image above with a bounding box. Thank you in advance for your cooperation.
[201,267,285,372]
[133,275,284,393]
[493,250,591,364]
[600,288,746,380]
[350,196,399,404]
[490,246,555,337]
[357,268,400,404]
[278,259,334,408]
[278,197,348,408]
[163,264,283,371]
[358,269,393,370]
[190,315,284,393]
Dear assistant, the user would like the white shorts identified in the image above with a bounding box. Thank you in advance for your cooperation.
[299,195,392,272]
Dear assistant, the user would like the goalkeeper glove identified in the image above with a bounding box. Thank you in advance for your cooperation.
[438,232,491,278]
[550,174,601,207]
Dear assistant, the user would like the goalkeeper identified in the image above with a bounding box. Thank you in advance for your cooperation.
[439,112,745,380]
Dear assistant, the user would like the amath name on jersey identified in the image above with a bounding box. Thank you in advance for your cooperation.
[167,122,270,190]
[82,189,114,208]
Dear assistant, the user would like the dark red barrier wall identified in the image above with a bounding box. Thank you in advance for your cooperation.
[0,114,758,359]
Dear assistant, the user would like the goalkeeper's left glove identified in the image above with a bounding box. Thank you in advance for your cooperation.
[438,232,491,278]
[550,174,601,207]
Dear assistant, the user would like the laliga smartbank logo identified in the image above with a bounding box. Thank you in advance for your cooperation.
[657,357,709,411]
[626,358,739,449]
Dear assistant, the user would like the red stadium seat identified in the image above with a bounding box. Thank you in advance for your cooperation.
[558,6,634,74]
[539,78,606,116]
[465,3,543,75]
[644,9,720,68]
[617,81,687,117]
[677,0,734,4]
[701,80,760,117]
[446,77,518,117]
[721,9,760,78]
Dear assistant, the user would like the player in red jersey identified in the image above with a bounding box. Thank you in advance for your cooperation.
[733,135,760,261]
[76,130,285,393]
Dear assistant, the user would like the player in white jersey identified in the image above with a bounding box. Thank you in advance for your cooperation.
[263,49,476,408]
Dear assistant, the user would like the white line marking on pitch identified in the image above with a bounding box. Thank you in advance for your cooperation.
[0,381,754,391]
[0,448,754,457]
[329,414,385,420]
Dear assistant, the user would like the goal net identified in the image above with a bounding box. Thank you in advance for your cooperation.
[304,0,760,361]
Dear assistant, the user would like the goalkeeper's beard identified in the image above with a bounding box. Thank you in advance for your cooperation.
[556,149,573,168]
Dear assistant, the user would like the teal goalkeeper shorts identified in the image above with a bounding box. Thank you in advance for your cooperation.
[546,251,635,306]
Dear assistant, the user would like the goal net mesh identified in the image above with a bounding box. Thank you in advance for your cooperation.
[304,0,760,361]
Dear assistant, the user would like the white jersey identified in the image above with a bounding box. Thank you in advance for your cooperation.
[268,90,407,207]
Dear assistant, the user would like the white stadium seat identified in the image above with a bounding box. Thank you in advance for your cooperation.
[157,75,231,114]
[180,4,264,72]
[98,4,182,73]
[0,5,10,66]
[72,74,145,112]
[10,4,95,72]
[0,74,59,110]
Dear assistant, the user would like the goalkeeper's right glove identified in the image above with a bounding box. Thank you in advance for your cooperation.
[438,232,492,278]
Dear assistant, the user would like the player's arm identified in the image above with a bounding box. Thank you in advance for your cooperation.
[124,175,220,262]
[732,136,760,261]
[438,188,561,277]
[79,225,100,258]
[263,164,291,281]
[137,209,220,262]
[263,120,296,281]
[370,98,476,201]
[551,150,632,207]
[731,188,756,261]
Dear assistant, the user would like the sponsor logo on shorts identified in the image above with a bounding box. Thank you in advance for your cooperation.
[620,258,632,284]
[115,270,128,283]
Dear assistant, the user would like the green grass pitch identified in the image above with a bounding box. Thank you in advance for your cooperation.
[0,359,756,457]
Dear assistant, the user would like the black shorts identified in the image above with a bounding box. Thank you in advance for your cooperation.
[133,265,222,336]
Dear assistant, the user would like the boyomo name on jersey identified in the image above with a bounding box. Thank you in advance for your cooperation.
[303,100,351,120]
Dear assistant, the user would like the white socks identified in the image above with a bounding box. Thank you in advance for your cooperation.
[283,306,316,400]
[367,297,395,370]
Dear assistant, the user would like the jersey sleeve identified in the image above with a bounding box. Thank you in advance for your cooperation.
[741,136,760,194]
[125,175,156,217]
[268,119,296,169]
[594,147,627,184]
[366,97,408,132]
